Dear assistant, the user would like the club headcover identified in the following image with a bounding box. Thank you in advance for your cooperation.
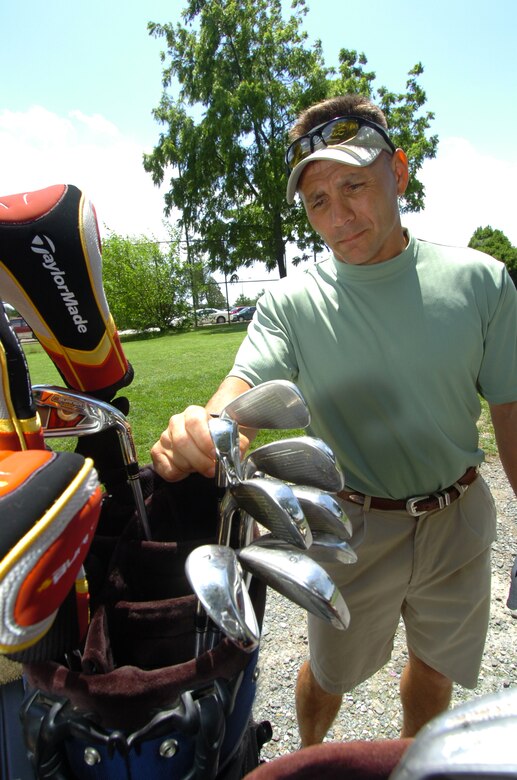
[0,449,102,655]
[0,184,133,400]
[0,303,44,450]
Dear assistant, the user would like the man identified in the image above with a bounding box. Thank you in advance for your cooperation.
[152,94,517,745]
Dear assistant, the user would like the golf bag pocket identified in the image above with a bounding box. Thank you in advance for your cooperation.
[21,474,269,779]
[0,184,133,400]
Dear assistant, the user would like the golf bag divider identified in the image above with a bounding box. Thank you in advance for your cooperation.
[20,472,269,779]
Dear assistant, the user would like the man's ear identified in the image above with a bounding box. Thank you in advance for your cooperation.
[391,149,409,196]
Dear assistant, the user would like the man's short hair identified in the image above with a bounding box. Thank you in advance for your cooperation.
[289,95,388,142]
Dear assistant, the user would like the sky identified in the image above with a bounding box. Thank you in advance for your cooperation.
[1,0,516,297]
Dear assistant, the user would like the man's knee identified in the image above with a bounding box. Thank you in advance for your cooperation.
[407,649,452,689]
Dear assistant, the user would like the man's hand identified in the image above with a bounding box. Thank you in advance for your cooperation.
[151,405,219,482]
[151,376,254,482]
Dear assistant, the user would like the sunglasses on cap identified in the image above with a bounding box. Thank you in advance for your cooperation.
[285,115,396,173]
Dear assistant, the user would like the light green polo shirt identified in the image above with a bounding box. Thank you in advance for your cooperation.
[230,234,517,498]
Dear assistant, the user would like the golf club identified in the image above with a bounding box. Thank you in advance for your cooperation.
[237,542,350,630]
[220,380,310,430]
[185,544,260,654]
[208,415,241,488]
[255,531,358,565]
[230,476,312,549]
[291,485,353,539]
[32,384,151,540]
[243,436,345,492]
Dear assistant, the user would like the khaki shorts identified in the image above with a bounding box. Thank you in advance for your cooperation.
[308,476,497,693]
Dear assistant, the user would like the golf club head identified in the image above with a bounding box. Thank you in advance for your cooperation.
[390,687,517,779]
[32,384,151,540]
[243,436,345,492]
[256,532,357,565]
[208,416,241,488]
[230,476,312,549]
[291,485,353,539]
[185,544,259,653]
[220,380,310,430]
[238,543,350,630]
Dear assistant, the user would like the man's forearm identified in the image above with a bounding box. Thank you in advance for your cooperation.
[489,401,517,497]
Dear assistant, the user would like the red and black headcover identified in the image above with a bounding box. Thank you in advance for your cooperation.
[0,449,102,655]
[0,184,133,400]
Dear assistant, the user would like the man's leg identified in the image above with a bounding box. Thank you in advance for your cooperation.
[295,660,343,746]
[399,647,452,737]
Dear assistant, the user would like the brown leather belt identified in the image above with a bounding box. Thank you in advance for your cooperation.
[338,467,478,516]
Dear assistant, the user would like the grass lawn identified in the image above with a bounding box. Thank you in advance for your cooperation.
[23,324,497,465]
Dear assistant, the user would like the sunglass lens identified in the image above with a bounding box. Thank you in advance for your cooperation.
[288,140,309,169]
[323,118,359,145]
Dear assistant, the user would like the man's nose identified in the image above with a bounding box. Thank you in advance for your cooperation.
[330,197,354,226]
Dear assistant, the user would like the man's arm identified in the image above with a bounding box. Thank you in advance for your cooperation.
[489,401,517,496]
[489,401,517,609]
[151,376,253,482]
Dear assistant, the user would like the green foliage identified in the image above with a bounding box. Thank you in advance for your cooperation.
[468,226,517,272]
[233,293,256,306]
[145,0,329,278]
[102,227,191,331]
[145,0,437,277]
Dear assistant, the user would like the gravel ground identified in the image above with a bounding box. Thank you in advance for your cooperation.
[0,457,515,764]
[252,457,517,761]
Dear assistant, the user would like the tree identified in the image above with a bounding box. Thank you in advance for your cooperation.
[189,261,227,308]
[468,226,517,275]
[101,228,191,331]
[145,0,437,277]
[233,293,256,307]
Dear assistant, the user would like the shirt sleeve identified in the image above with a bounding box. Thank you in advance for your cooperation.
[229,290,299,386]
[477,266,517,404]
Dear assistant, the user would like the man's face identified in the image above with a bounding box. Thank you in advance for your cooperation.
[298,150,409,266]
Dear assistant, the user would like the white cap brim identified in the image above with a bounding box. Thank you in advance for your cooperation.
[286,144,384,204]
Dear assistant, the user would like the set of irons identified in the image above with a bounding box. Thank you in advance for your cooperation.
[185,380,357,655]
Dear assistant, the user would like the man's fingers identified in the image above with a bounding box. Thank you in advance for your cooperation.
[150,406,217,482]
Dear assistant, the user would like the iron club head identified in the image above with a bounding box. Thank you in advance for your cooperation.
[238,542,350,630]
[230,476,312,549]
[220,380,310,430]
[32,384,151,540]
[291,485,353,539]
[243,436,345,492]
[185,544,259,653]
[256,531,357,565]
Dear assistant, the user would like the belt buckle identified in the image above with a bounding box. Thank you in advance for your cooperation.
[406,495,429,516]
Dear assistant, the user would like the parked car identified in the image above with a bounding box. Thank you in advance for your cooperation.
[231,306,256,322]
[229,306,246,316]
[9,316,33,339]
[195,307,229,325]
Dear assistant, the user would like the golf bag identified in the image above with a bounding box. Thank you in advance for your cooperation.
[0,326,270,780]
[13,470,270,780]
[0,184,271,778]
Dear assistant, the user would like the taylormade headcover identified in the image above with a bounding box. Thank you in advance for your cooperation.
[0,449,102,654]
[0,184,133,400]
